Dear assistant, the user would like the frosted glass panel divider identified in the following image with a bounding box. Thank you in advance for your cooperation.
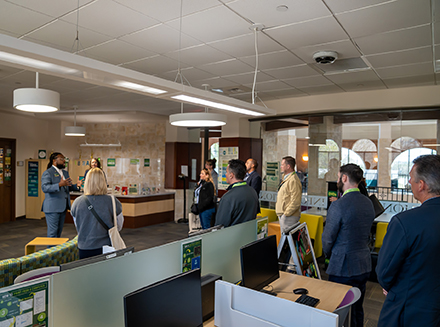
[50,219,258,327]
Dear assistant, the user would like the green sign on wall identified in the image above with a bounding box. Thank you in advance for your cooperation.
[144,159,150,167]
[107,158,116,167]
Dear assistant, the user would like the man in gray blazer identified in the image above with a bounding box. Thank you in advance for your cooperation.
[41,152,80,238]
[322,164,375,327]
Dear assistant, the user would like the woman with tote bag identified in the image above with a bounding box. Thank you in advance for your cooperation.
[71,168,125,259]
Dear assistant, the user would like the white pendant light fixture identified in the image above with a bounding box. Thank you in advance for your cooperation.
[65,106,86,136]
[170,112,227,127]
[13,72,60,113]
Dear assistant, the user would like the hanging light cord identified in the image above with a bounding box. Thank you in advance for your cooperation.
[252,27,259,105]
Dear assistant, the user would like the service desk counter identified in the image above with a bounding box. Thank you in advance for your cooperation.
[67,192,175,228]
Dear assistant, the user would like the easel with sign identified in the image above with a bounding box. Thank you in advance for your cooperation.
[277,222,321,279]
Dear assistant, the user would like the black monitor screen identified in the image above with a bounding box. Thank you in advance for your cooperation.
[240,235,280,291]
[123,269,203,327]
[60,247,134,271]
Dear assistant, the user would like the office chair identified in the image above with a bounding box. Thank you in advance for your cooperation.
[333,287,361,327]
[14,266,60,284]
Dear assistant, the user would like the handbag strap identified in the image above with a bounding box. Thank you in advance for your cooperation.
[111,195,118,228]
[84,196,110,231]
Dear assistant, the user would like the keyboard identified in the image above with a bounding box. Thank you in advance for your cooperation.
[295,294,320,307]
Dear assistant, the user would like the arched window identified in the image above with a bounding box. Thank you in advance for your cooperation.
[391,147,437,188]
[341,148,374,186]
[352,139,377,152]
[318,139,339,179]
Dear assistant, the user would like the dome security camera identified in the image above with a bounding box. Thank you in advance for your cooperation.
[313,51,338,64]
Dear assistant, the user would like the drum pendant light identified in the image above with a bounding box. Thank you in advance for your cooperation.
[13,72,60,113]
[65,106,86,136]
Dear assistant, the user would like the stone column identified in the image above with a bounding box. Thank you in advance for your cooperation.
[377,122,392,188]
[307,116,342,196]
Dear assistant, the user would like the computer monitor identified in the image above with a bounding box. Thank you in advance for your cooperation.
[60,247,134,271]
[240,235,280,292]
[188,224,224,237]
[124,269,203,327]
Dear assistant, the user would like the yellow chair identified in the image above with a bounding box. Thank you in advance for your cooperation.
[257,208,278,223]
[300,213,324,258]
[374,222,389,249]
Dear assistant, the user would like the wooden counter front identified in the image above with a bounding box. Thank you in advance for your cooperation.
[67,192,175,228]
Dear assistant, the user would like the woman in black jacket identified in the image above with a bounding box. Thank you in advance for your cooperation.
[195,168,216,229]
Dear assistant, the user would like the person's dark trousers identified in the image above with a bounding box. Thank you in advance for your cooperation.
[45,211,67,238]
[328,272,370,327]
[200,207,215,229]
[79,248,103,259]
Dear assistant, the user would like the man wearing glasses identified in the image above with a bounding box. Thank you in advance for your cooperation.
[41,152,81,238]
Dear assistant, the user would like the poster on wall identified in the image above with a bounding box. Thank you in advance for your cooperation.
[107,158,116,167]
[265,161,280,192]
[144,158,150,167]
[0,279,50,327]
[218,147,239,190]
[28,161,39,197]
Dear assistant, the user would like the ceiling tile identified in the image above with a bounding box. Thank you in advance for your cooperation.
[354,24,432,55]
[282,75,334,88]
[325,69,381,84]
[208,33,284,58]
[0,1,53,36]
[120,24,201,54]
[264,64,321,79]
[297,84,343,95]
[243,80,292,92]
[262,88,308,99]
[325,0,396,14]
[8,0,94,18]
[23,20,112,52]
[122,55,188,75]
[60,0,159,38]
[239,50,304,70]
[77,40,157,65]
[166,6,252,43]
[292,39,361,63]
[336,0,431,38]
[113,0,221,23]
[164,44,233,66]
[189,77,242,89]
[158,67,215,83]
[198,59,254,76]
[226,0,330,28]
[365,46,432,68]
[221,71,275,85]
[265,16,347,50]
[376,62,434,79]
[339,80,387,92]
[383,74,435,88]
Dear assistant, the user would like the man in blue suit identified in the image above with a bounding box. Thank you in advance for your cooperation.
[244,158,262,198]
[322,164,375,327]
[376,155,440,327]
[41,152,80,238]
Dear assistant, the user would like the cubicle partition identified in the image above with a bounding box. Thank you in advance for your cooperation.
[49,219,258,327]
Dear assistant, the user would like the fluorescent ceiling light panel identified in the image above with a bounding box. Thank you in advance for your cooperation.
[114,81,167,95]
[171,95,265,116]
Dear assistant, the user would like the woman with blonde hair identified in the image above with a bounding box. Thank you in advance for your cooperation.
[194,168,216,229]
[71,168,124,259]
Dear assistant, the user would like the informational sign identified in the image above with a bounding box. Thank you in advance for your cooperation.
[128,183,138,195]
[218,147,239,190]
[28,161,39,197]
[181,239,201,273]
[144,158,150,167]
[0,279,49,327]
[130,159,139,165]
[38,150,46,159]
[107,158,116,167]
[265,161,280,192]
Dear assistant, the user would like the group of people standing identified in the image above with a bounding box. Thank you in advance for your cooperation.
[41,154,121,259]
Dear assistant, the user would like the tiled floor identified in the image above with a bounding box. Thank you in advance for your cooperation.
[0,218,385,326]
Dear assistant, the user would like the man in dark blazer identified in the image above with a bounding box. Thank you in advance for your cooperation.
[41,152,80,238]
[322,164,375,327]
[244,158,262,198]
[376,155,440,327]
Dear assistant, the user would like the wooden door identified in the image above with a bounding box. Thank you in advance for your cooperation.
[0,138,16,223]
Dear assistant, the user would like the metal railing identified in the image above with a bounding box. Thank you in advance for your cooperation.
[367,186,416,203]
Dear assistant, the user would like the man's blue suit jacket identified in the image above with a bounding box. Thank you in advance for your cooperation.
[41,166,78,213]
[376,197,440,327]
